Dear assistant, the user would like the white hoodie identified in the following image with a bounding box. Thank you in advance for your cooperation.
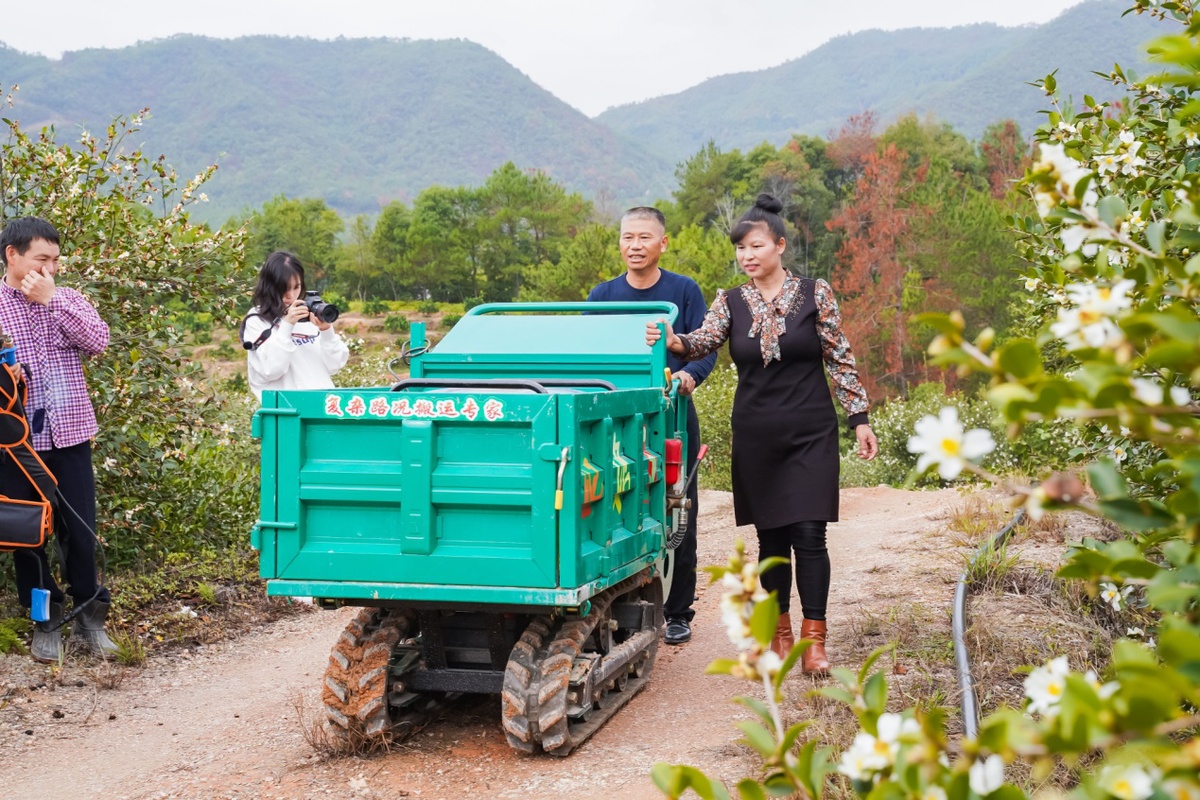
[242,307,350,401]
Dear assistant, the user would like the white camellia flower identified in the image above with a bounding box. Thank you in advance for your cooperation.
[719,593,755,652]
[1036,143,1092,195]
[1096,152,1122,175]
[876,712,920,744]
[755,650,783,677]
[1023,485,1048,522]
[1049,280,1135,350]
[837,731,893,781]
[1163,778,1200,800]
[1084,669,1120,700]
[907,407,996,481]
[922,787,948,800]
[1131,377,1192,407]
[1100,582,1133,611]
[969,754,1006,796]
[1120,144,1147,177]
[1025,656,1071,715]
[1186,131,1200,148]
[1126,626,1145,638]
[1099,764,1155,800]
[1060,222,1104,256]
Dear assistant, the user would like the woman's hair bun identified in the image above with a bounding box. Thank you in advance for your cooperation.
[754,193,784,214]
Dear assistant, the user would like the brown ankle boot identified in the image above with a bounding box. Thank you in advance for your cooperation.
[799,619,831,675]
[770,612,794,659]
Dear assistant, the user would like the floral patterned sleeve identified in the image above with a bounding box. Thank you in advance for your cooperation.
[814,279,870,427]
[678,289,732,361]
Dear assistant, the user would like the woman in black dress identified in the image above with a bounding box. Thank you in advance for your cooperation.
[646,194,878,674]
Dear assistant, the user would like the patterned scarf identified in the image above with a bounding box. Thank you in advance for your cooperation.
[740,274,803,366]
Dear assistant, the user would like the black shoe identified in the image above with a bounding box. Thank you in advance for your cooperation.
[665,617,692,645]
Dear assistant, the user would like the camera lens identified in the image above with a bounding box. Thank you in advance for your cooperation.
[304,293,339,323]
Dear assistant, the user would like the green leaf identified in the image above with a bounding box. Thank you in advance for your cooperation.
[1146,220,1168,254]
[997,340,1043,380]
[750,596,780,647]
[1158,626,1200,671]
[736,720,779,757]
[858,644,893,683]
[912,312,963,337]
[1097,196,1128,228]
[1087,461,1129,499]
[1097,498,1173,531]
[736,780,768,800]
[651,764,732,800]
[863,671,888,715]
[733,695,775,727]
[706,658,740,675]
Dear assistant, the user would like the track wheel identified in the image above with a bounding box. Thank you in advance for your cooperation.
[322,607,411,751]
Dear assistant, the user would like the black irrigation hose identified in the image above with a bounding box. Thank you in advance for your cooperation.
[953,509,1026,740]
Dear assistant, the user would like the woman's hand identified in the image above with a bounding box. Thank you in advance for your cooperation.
[283,300,310,326]
[645,319,684,355]
[856,424,878,461]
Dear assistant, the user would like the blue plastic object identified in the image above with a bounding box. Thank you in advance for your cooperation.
[0,347,15,367]
[31,588,50,623]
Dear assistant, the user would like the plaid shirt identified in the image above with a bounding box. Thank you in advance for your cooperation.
[0,280,108,450]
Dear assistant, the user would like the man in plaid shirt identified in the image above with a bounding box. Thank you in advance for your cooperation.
[0,217,116,662]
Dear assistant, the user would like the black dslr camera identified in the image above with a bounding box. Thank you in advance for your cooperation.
[304,291,340,324]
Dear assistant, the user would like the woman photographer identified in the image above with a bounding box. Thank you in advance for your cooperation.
[242,251,349,401]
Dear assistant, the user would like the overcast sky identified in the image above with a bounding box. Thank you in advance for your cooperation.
[3,0,1087,117]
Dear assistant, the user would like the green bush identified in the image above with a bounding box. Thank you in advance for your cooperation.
[463,296,484,311]
[1,106,255,570]
[362,298,389,316]
[840,381,1014,487]
[691,363,736,492]
[319,290,348,311]
[417,300,439,314]
[383,313,411,333]
[441,313,462,329]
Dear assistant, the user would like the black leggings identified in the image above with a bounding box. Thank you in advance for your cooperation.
[756,520,829,620]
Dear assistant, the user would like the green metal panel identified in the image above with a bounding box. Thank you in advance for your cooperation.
[259,388,561,589]
[417,302,676,390]
[252,302,688,608]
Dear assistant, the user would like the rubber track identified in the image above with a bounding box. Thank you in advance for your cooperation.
[500,570,657,756]
[322,607,438,751]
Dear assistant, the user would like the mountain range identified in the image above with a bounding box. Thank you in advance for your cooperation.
[0,0,1164,224]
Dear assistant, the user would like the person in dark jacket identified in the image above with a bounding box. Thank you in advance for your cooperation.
[588,207,716,645]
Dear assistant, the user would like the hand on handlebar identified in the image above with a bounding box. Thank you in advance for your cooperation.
[645,319,684,355]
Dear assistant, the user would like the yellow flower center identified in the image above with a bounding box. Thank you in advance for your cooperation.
[1048,682,1062,697]
[1079,308,1102,325]
[941,438,960,456]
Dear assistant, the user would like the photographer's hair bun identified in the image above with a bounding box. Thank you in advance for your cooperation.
[755,193,784,214]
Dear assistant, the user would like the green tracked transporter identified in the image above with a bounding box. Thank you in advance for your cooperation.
[250,302,697,755]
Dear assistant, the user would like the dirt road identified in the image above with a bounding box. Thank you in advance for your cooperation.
[0,486,961,800]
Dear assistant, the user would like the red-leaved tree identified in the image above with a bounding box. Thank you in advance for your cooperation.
[827,143,928,401]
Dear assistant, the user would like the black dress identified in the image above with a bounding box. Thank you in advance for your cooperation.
[680,275,870,529]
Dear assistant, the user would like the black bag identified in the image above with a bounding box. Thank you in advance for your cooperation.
[0,361,57,551]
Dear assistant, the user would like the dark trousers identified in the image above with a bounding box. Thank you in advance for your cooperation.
[756,520,830,620]
[3,440,108,608]
[665,402,701,622]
